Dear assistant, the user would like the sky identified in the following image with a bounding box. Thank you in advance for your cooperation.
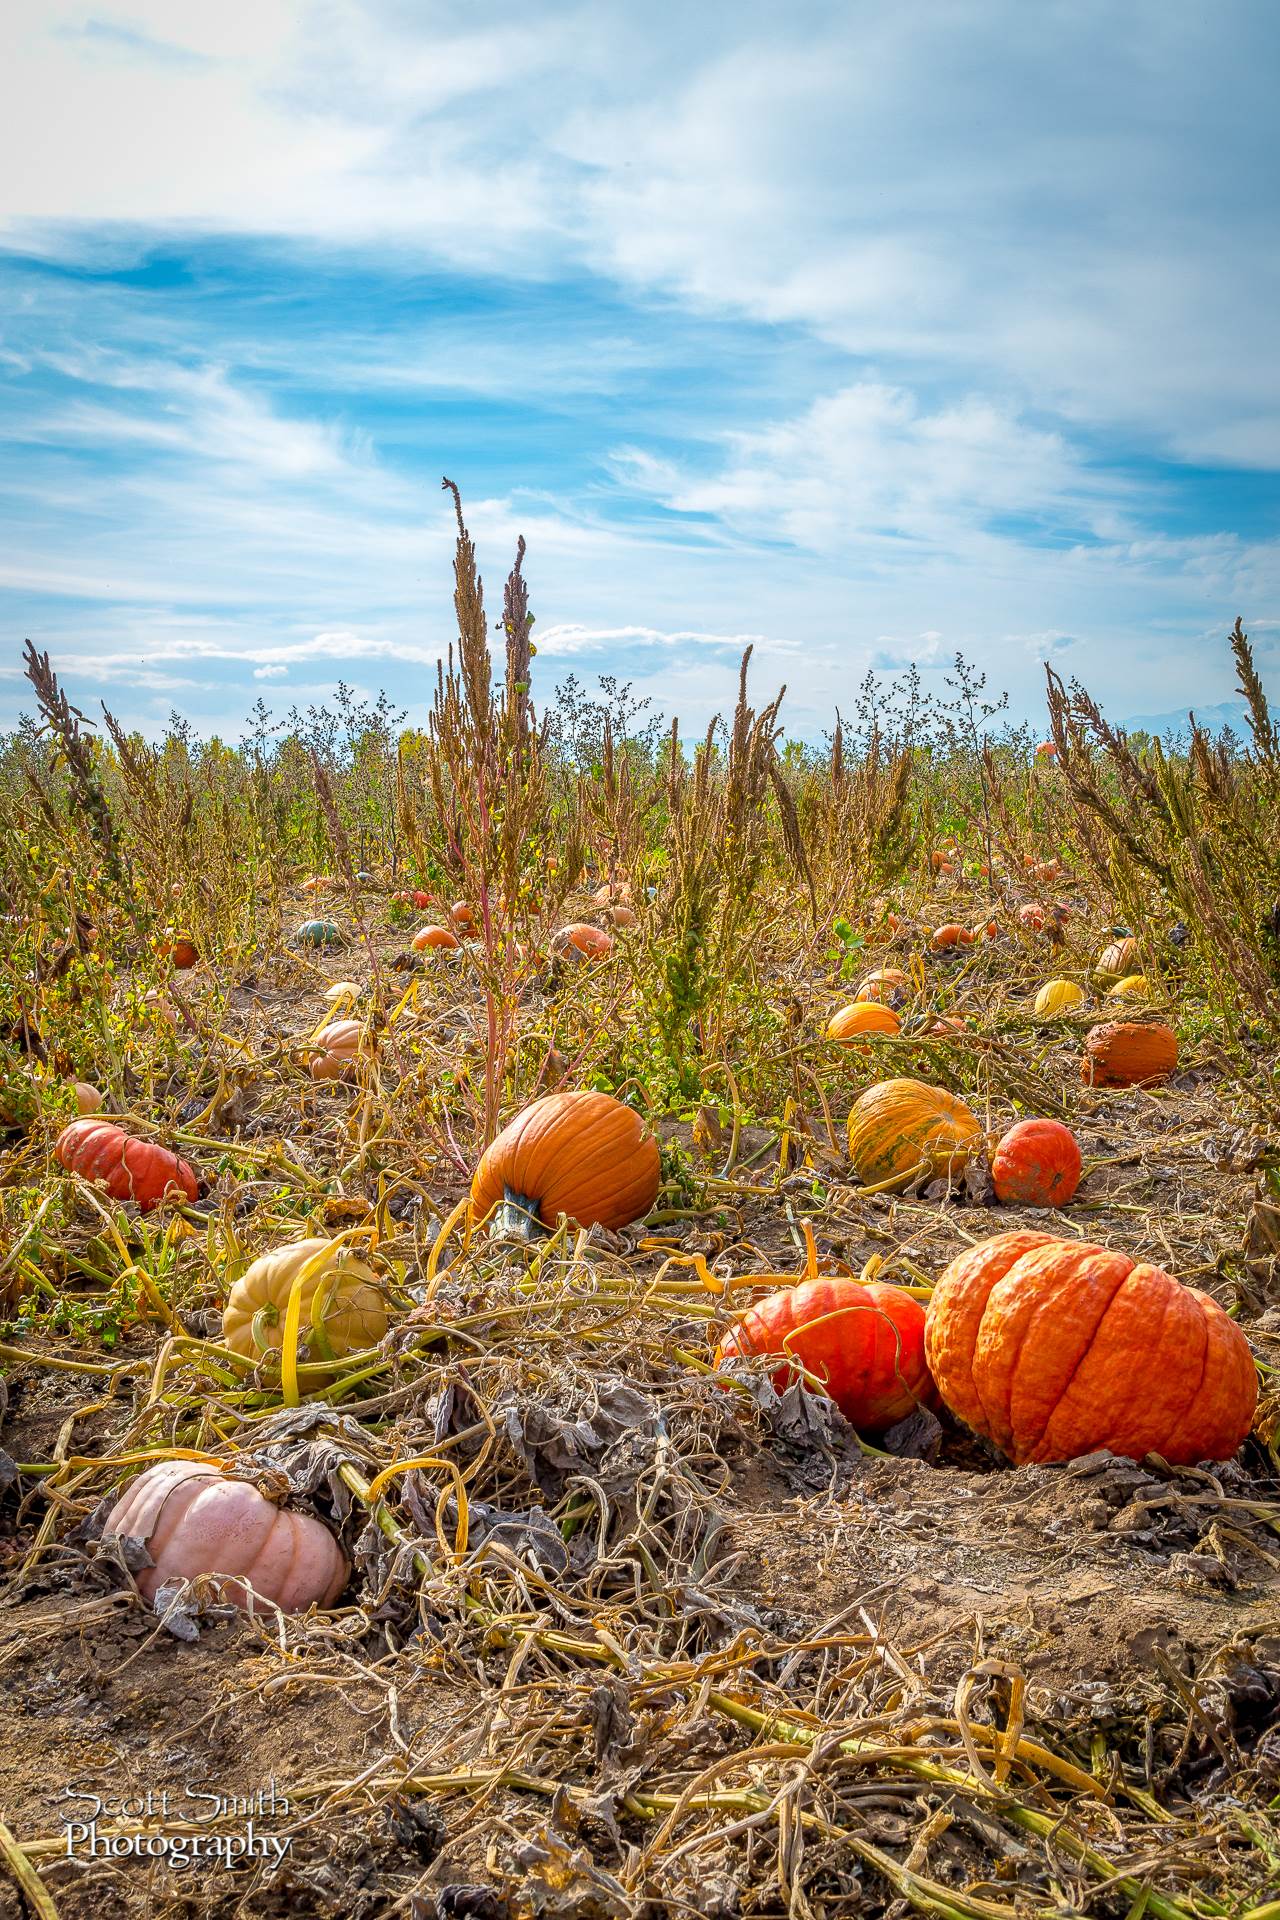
[1,0,1278,743]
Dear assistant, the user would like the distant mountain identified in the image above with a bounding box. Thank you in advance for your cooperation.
[1120,699,1249,739]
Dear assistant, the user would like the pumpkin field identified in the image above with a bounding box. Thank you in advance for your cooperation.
[2,513,1279,1918]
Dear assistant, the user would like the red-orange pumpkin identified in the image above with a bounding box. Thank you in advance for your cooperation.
[160,933,198,969]
[716,1278,933,1434]
[1082,1021,1178,1088]
[450,900,477,930]
[56,1119,199,1211]
[412,924,460,952]
[990,1118,1082,1207]
[552,923,614,961]
[924,1231,1257,1465]
[310,1019,362,1082]
[470,1090,660,1235]
[1018,904,1046,933]
[930,923,975,951]
[856,967,909,1005]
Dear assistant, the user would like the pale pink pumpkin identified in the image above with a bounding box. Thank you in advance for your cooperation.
[103,1461,347,1613]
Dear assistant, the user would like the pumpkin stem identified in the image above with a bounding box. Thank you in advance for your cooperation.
[493,1190,546,1241]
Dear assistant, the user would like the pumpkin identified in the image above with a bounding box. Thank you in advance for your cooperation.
[323,980,362,1003]
[990,1119,1082,1207]
[294,919,342,948]
[73,1081,103,1115]
[972,918,999,941]
[56,1118,199,1212]
[412,924,461,952]
[592,881,632,907]
[161,933,198,969]
[450,901,477,930]
[827,1001,900,1041]
[1034,978,1085,1017]
[847,1078,982,1191]
[1018,904,1046,933]
[1027,860,1061,885]
[929,847,956,873]
[310,1019,362,1082]
[1082,1021,1178,1088]
[1035,741,1057,759]
[103,1461,346,1612]
[716,1278,933,1434]
[222,1238,389,1365]
[300,875,333,895]
[552,923,614,961]
[141,991,178,1027]
[856,968,909,1006]
[606,904,638,929]
[470,1090,660,1236]
[1096,937,1139,981]
[390,888,431,913]
[924,1231,1257,1465]
[1109,974,1150,1000]
[930,924,975,951]
[921,1014,968,1036]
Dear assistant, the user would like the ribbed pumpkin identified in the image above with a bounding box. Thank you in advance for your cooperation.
[856,968,909,1005]
[470,1091,660,1236]
[55,1119,198,1212]
[827,1001,900,1041]
[294,919,342,948]
[1018,904,1046,933]
[1034,978,1085,1017]
[1096,937,1139,981]
[310,1019,362,1082]
[924,1231,1257,1465]
[1109,974,1150,1000]
[73,1081,103,1115]
[716,1278,933,1434]
[1082,1021,1178,1088]
[412,924,460,952]
[552,923,614,961]
[103,1461,346,1612]
[847,1079,982,1191]
[990,1119,1082,1207]
[222,1238,389,1365]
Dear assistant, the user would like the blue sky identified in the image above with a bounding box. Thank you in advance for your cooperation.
[1,0,1278,741]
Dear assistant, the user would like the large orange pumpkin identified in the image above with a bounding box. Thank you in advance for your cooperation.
[990,1118,1081,1207]
[716,1278,933,1434]
[1082,1021,1178,1088]
[827,1001,900,1041]
[56,1119,199,1212]
[924,1231,1257,1465]
[847,1079,982,1191]
[470,1091,660,1235]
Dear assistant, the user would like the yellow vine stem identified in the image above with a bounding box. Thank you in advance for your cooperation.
[277,1233,370,1408]
[360,1456,470,1561]
[424,1193,472,1300]
[0,1817,60,1920]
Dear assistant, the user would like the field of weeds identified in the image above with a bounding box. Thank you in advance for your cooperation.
[1,500,1279,1918]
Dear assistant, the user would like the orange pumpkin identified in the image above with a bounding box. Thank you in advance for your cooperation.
[605,904,638,929]
[552,923,614,961]
[160,933,198,969]
[972,918,999,941]
[1035,741,1057,760]
[930,924,975,951]
[716,1278,934,1434]
[1028,860,1061,885]
[990,1119,1081,1207]
[56,1119,199,1212]
[310,1019,362,1082]
[412,924,460,952]
[847,1078,982,1191]
[1082,1021,1178,1088]
[929,847,956,873]
[921,1014,968,1036]
[450,901,477,930]
[924,1231,1257,1465]
[470,1090,660,1236]
[855,967,909,1005]
[1018,904,1046,933]
[827,1001,900,1041]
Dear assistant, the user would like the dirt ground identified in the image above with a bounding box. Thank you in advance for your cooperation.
[2,906,1279,1917]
